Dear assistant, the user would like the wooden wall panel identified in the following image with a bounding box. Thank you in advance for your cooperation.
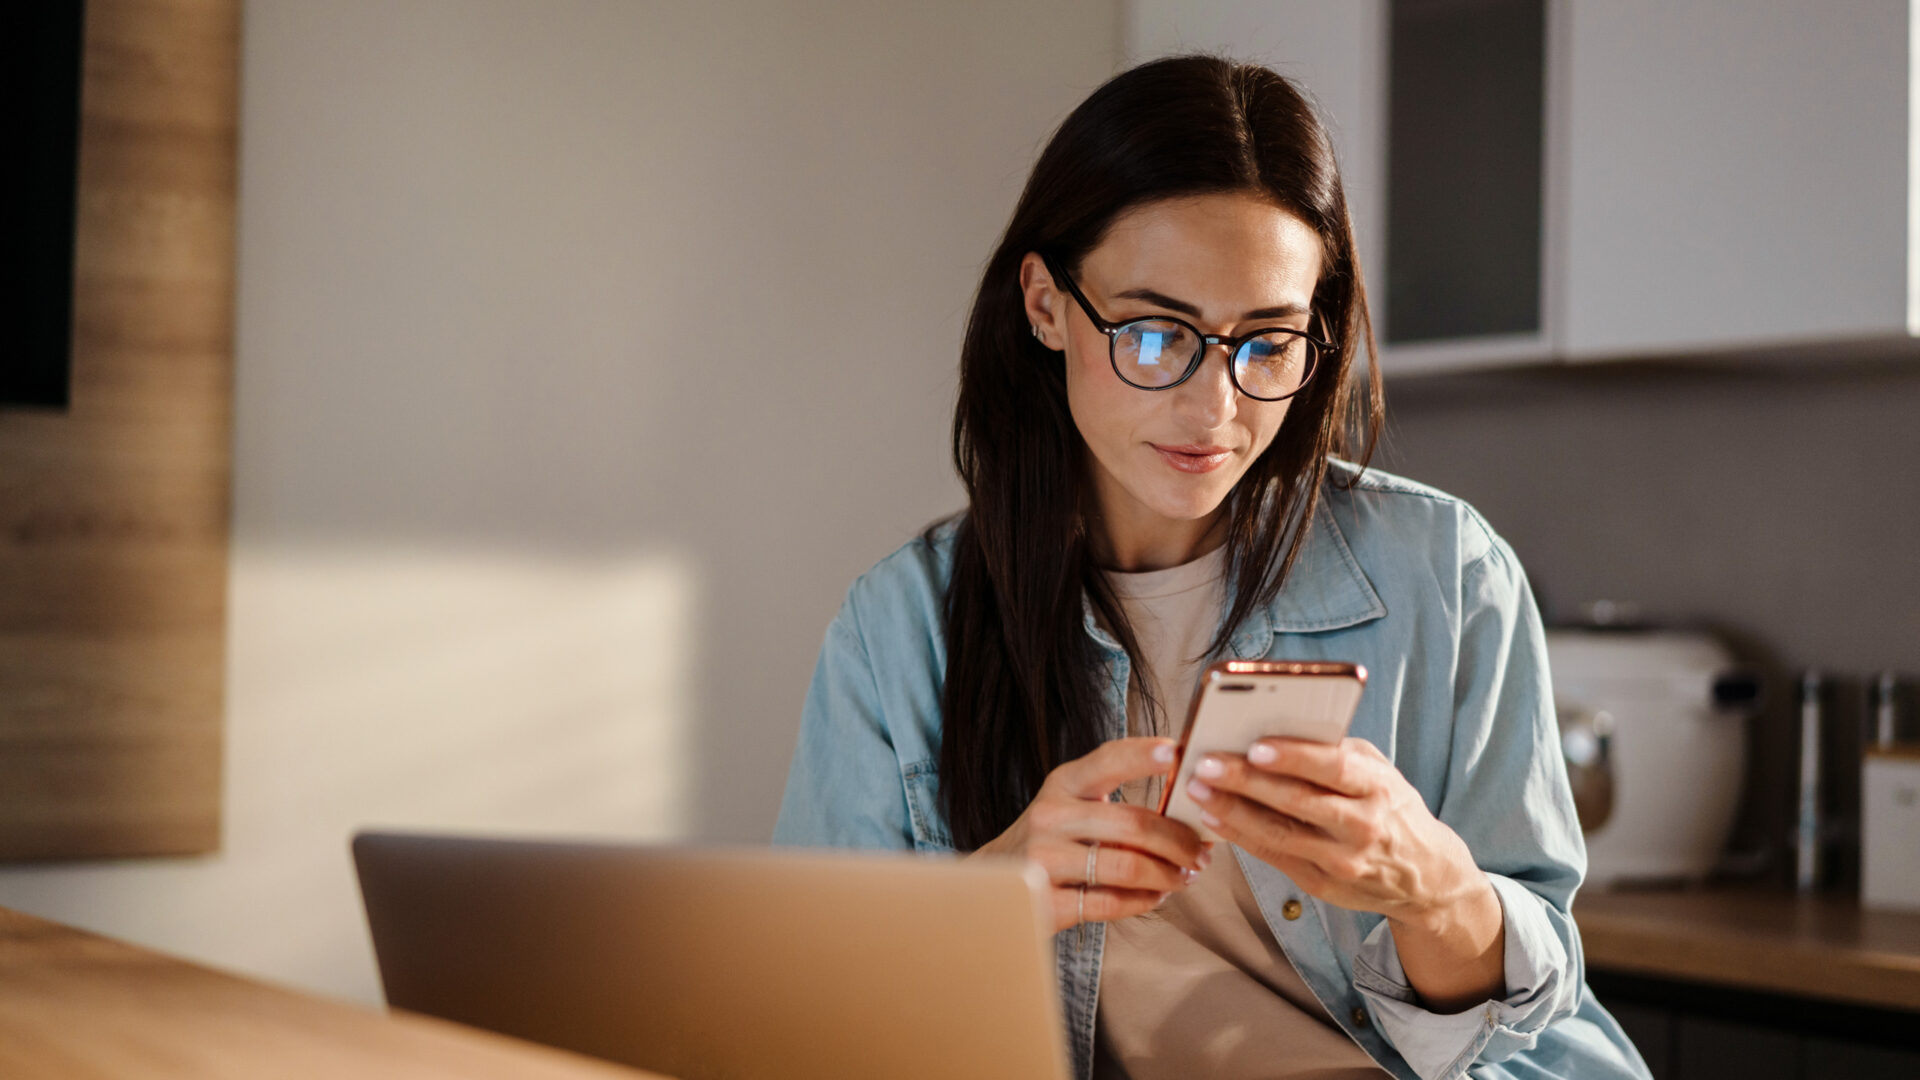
[0,0,238,858]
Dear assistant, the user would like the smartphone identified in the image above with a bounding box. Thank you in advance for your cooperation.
[1157,660,1368,842]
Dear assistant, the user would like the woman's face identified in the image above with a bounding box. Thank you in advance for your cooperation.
[1021,192,1325,554]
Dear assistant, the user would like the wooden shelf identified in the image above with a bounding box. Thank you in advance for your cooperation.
[1574,888,1920,1013]
[0,906,674,1080]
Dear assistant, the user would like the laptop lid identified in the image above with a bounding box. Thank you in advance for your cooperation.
[352,831,1071,1080]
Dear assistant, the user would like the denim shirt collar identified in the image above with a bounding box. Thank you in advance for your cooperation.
[1081,496,1388,656]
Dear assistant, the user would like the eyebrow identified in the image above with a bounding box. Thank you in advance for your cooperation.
[1109,287,1309,322]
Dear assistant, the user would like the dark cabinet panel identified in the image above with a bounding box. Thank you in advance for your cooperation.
[1802,1038,1920,1080]
[1385,0,1546,344]
[1674,1017,1799,1080]
[1594,969,1920,1080]
[1607,1002,1673,1079]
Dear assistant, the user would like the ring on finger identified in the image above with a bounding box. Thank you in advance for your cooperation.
[1086,840,1100,889]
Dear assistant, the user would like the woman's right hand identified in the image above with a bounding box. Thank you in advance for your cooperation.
[970,736,1213,933]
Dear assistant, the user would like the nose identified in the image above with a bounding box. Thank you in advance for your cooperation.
[1172,341,1238,429]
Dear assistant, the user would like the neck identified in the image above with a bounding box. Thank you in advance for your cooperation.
[1091,505,1229,573]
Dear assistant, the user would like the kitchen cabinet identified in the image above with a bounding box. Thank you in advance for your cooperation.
[1126,0,1555,374]
[1386,0,1545,334]
[1560,0,1916,363]
[1577,889,1920,1080]
[1671,1016,1800,1080]
[1594,974,1920,1080]
[1123,0,1390,362]
[1802,1038,1920,1080]
[1125,1,1920,374]
[1378,0,1559,373]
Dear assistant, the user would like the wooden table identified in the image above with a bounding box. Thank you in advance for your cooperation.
[0,906,677,1079]
[1574,888,1920,1012]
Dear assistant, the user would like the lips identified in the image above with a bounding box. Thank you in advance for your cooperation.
[1151,443,1234,474]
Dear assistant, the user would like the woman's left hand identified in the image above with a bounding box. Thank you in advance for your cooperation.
[1186,735,1506,1011]
[1185,736,1477,921]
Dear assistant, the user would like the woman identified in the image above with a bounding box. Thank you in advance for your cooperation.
[774,55,1649,1080]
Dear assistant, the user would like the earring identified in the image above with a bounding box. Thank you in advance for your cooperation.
[1031,325,1041,340]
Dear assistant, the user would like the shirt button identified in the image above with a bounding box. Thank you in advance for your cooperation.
[1351,1006,1370,1028]
[1281,899,1303,921]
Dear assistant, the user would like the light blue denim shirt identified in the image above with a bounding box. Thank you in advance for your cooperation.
[773,461,1651,1080]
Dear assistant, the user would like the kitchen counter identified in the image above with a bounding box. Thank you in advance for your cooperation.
[0,906,675,1079]
[1574,887,1920,1012]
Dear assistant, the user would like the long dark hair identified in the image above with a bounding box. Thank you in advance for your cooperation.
[937,54,1383,851]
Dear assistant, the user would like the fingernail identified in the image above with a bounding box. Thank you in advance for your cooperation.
[1186,778,1212,802]
[1156,892,1171,907]
[1181,868,1197,884]
[1152,741,1176,764]
[1196,848,1212,871]
[1200,811,1221,828]
[1196,755,1223,778]
[1248,742,1276,765]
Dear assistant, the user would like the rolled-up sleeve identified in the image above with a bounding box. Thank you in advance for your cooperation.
[1350,530,1587,1080]
[772,592,915,851]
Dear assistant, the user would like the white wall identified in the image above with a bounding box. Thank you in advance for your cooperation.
[0,0,1119,1005]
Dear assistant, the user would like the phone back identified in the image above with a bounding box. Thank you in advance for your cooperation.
[1159,661,1366,841]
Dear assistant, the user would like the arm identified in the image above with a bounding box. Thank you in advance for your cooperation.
[778,576,1210,927]
[1347,536,1586,1077]
[1377,823,1506,1013]
[1188,532,1584,1079]
[772,597,915,850]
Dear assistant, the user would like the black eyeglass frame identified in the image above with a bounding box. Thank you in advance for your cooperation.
[1039,254,1335,402]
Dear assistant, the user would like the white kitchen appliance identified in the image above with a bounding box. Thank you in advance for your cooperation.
[1863,749,1920,911]
[1546,628,1758,888]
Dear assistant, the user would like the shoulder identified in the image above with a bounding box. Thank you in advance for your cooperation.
[834,512,963,648]
[807,517,959,783]
[1321,458,1517,579]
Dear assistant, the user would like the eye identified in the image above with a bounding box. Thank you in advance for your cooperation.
[1111,321,1199,388]
[1232,333,1318,399]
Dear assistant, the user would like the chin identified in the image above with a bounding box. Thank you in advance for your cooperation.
[1144,480,1235,523]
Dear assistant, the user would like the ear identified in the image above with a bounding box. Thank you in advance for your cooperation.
[1018,252,1064,351]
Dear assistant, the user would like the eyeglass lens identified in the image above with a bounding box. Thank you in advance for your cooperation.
[1111,320,1315,400]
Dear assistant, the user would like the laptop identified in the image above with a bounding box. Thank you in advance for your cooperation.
[352,831,1072,1080]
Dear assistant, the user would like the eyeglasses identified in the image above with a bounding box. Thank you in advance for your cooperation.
[1041,254,1332,402]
